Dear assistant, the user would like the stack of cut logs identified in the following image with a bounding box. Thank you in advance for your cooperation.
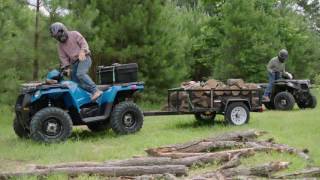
[2,130,319,179]
[168,79,260,111]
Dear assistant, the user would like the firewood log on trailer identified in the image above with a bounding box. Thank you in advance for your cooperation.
[215,82,227,96]
[168,91,189,111]
[191,95,210,108]
[167,79,260,111]
[242,83,259,95]
[227,79,245,88]
[229,85,241,96]
[203,79,219,89]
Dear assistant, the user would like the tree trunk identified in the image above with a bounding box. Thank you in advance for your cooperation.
[33,0,40,80]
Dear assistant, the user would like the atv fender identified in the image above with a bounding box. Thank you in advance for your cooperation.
[31,88,86,111]
[98,84,144,105]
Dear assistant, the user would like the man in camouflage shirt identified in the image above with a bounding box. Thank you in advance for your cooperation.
[263,49,292,102]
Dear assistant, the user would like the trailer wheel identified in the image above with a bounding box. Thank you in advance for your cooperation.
[110,102,143,135]
[225,102,249,125]
[194,112,216,123]
[274,91,295,110]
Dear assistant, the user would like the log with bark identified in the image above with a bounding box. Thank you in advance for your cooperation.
[145,129,266,156]
[227,79,245,88]
[167,79,261,110]
[245,141,310,161]
[191,161,290,180]
[0,165,187,179]
[204,79,220,89]
[229,85,241,96]
[133,173,178,180]
[33,157,175,170]
[3,129,316,179]
[273,167,320,179]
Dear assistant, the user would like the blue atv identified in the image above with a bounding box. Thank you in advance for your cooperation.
[14,65,144,143]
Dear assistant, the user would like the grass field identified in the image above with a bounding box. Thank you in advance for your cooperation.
[0,90,319,179]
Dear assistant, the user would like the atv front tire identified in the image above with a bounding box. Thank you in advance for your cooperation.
[297,94,317,109]
[274,92,295,110]
[110,102,143,135]
[30,107,73,143]
[13,117,29,138]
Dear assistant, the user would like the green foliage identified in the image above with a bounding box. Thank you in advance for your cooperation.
[314,74,320,85]
[203,0,320,82]
[1,0,320,105]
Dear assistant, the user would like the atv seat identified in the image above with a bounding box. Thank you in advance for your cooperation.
[97,85,111,91]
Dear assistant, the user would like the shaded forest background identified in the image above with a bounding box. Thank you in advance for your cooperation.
[1,0,320,105]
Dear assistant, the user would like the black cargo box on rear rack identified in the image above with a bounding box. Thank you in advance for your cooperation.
[97,63,138,84]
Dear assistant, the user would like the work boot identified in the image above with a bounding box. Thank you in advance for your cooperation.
[262,96,270,102]
[91,90,103,101]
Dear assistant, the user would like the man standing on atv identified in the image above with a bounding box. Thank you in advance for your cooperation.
[263,49,292,102]
[49,22,102,101]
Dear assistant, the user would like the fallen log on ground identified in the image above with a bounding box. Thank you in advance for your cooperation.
[218,152,242,170]
[33,149,255,171]
[0,165,187,179]
[34,157,179,170]
[245,141,310,161]
[145,129,266,156]
[125,173,178,180]
[273,167,320,179]
[5,130,316,179]
[171,141,246,153]
[191,161,290,179]
[147,148,264,169]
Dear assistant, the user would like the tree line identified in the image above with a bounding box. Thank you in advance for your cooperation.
[1,0,320,105]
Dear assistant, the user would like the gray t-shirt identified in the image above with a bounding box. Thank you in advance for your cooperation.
[267,56,285,73]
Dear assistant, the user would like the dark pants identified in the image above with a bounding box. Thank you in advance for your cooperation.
[263,72,280,97]
[71,56,98,94]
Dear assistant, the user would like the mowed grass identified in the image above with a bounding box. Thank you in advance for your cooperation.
[0,90,319,177]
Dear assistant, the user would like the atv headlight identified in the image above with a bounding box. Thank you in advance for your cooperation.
[34,90,41,98]
[287,82,295,88]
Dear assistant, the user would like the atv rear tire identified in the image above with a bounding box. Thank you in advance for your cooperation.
[30,107,73,143]
[13,117,29,138]
[297,94,317,109]
[194,112,216,123]
[225,102,249,125]
[110,102,143,135]
[274,92,295,110]
[87,120,110,132]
